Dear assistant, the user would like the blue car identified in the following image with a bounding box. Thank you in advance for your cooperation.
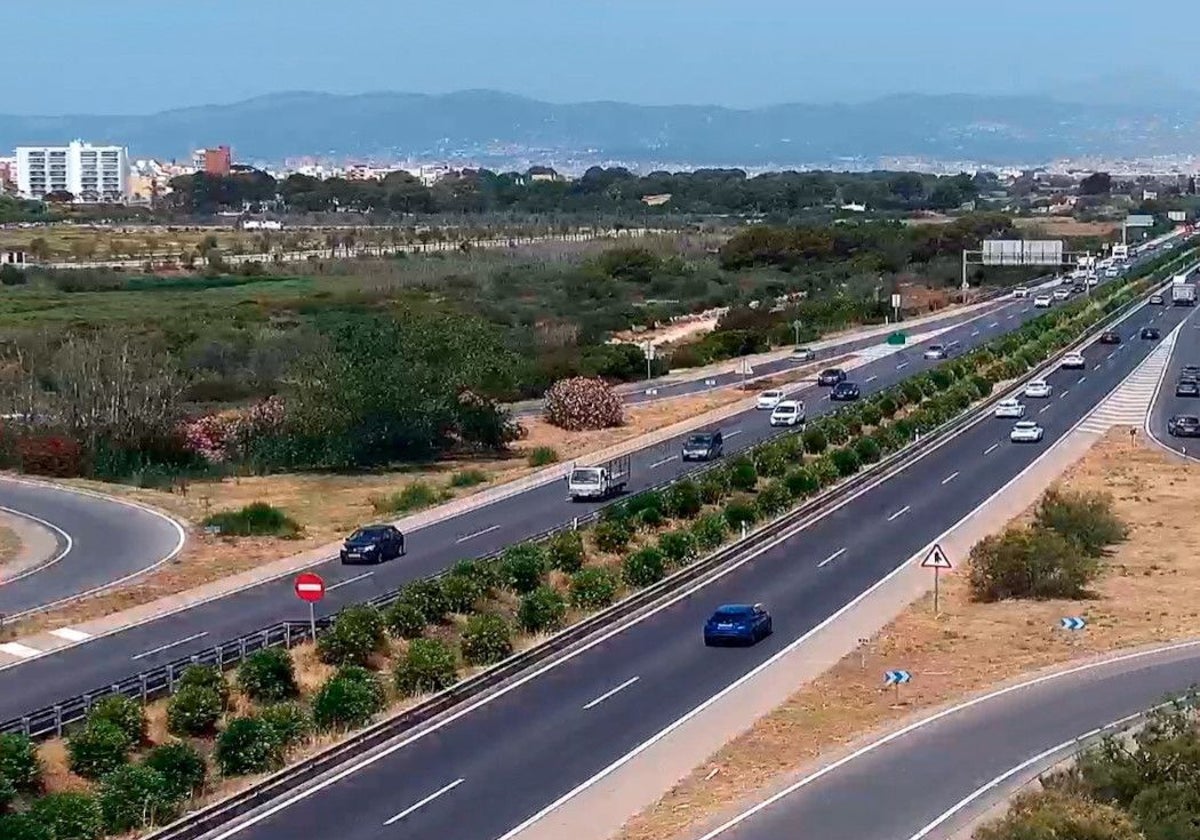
[704,603,773,646]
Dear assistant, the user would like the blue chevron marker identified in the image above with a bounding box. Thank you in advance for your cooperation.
[884,670,911,685]
[1060,616,1087,631]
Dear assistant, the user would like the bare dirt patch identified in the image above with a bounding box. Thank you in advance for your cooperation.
[619,430,1200,840]
[1013,217,1120,238]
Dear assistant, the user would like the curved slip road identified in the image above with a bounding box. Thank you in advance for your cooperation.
[0,267,1107,714]
[695,641,1200,840]
[1146,268,1200,457]
[0,479,185,622]
[195,271,1192,840]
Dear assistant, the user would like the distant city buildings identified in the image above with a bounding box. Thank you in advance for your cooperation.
[193,145,232,176]
[15,140,128,202]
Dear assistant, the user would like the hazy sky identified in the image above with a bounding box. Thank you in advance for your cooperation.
[5,0,1194,114]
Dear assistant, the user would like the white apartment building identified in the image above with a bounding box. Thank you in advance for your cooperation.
[16,140,129,202]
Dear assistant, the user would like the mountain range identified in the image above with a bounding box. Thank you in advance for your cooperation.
[2,89,1199,168]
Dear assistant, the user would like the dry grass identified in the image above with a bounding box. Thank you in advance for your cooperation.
[620,430,1200,840]
[1013,218,1120,237]
[0,523,22,570]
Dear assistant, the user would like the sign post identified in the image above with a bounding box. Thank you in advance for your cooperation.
[294,572,325,640]
[643,341,656,381]
[792,319,804,345]
[884,669,911,703]
[735,358,754,391]
[920,544,953,614]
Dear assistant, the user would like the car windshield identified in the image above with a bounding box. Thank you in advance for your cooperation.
[1016,422,1034,429]
[762,391,781,398]
[570,468,601,485]
[822,369,841,377]
[686,435,713,447]
[712,606,752,619]
[349,528,387,541]
[774,404,795,413]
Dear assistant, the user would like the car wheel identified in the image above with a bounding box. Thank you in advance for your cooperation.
[765,619,773,637]
[704,636,715,647]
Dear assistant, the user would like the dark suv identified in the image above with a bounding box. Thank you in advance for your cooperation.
[1141,327,1161,341]
[682,430,723,461]
[830,381,861,401]
[817,368,846,386]
[1099,331,1122,345]
[341,524,406,564]
[1168,415,1200,437]
[1177,379,1200,398]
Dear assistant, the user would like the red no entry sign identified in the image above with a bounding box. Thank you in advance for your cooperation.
[294,572,325,603]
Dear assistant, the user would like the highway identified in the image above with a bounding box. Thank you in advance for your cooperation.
[697,642,1200,840]
[0,479,184,621]
[200,277,1192,840]
[0,270,1098,718]
[1146,291,1200,453]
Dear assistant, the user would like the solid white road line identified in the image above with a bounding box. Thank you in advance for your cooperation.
[0,642,41,659]
[724,430,744,439]
[941,471,958,485]
[649,455,678,469]
[886,506,910,522]
[456,525,500,544]
[983,443,999,455]
[817,548,846,568]
[583,677,640,710]
[0,505,74,586]
[327,572,374,591]
[896,362,909,370]
[132,632,208,661]
[1039,405,1051,414]
[864,375,877,383]
[383,778,466,826]
[49,628,90,642]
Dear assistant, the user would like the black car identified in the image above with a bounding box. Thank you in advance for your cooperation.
[1141,327,1161,340]
[1099,331,1122,345]
[1072,283,1087,294]
[681,430,723,461]
[830,381,861,401]
[1178,379,1200,398]
[1168,415,1200,437]
[817,368,846,386]
[1183,365,1200,379]
[340,524,405,564]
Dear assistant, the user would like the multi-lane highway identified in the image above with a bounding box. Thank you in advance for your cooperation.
[0,479,184,620]
[198,272,1195,840]
[1147,288,1200,453]
[696,642,1200,840]
[0,270,1090,717]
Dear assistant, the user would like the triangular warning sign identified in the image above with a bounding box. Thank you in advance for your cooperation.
[921,544,952,569]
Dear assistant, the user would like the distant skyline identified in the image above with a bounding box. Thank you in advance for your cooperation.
[7,0,1198,115]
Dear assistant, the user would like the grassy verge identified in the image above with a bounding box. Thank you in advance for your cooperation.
[617,430,1200,840]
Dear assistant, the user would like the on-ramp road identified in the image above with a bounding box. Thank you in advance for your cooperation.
[0,479,184,622]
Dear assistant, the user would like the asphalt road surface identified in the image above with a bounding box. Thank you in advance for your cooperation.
[199,281,1190,840]
[699,643,1200,840]
[1146,286,1200,453]
[0,272,1099,718]
[0,480,184,620]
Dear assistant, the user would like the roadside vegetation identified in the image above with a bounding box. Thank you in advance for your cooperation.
[0,260,1173,840]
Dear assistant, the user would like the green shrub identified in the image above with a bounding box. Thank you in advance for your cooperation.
[657,529,698,566]
[441,573,483,614]
[968,527,1101,602]
[854,435,882,464]
[755,480,791,517]
[87,695,146,746]
[665,479,703,519]
[570,567,620,610]
[822,418,850,445]
[811,456,840,487]
[449,469,487,488]
[527,446,559,467]
[394,638,459,697]
[0,813,51,840]
[0,775,13,813]
[214,716,283,776]
[973,788,1139,840]
[634,506,664,529]
[929,368,955,390]
[802,427,828,454]
[237,648,298,703]
[371,481,446,514]
[67,720,130,781]
[876,395,899,418]
[317,604,387,666]
[784,466,819,498]
[166,686,222,737]
[728,458,758,491]
[311,667,386,730]
[28,791,103,840]
[398,579,449,623]
[901,380,924,404]
[177,664,229,708]
[500,543,547,593]
[259,702,312,750]
[385,601,428,640]
[859,403,883,427]
[692,512,728,550]
[0,734,42,793]
[461,614,514,666]
[723,496,759,530]
[202,502,300,537]
[622,546,666,588]
[518,586,568,633]
[829,447,862,477]
[754,445,789,478]
[625,489,664,518]
[592,520,632,554]
[143,741,206,800]
[451,558,500,591]
[600,501,632,523]
[698,474,729,505]
[546,530,586,572]
[98,764,180,833]
[1033,488,1127,558]
[841,414,863,437]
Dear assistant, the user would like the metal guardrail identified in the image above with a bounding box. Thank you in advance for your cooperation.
[1,247,1191,747]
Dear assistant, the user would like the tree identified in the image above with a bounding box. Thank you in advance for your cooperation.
[1080,172,1113,195]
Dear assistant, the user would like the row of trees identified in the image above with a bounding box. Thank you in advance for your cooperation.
[161,167,991,217]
